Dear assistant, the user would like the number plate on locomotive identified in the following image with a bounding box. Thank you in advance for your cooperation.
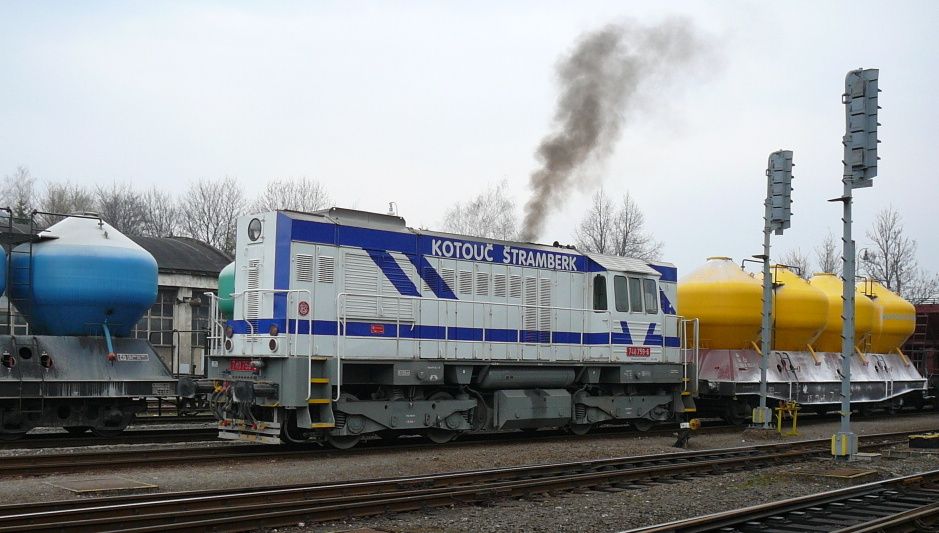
[626,347,651,357]
[229,359,255,372]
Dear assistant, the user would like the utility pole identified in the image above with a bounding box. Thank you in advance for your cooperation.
[831,68,880,461]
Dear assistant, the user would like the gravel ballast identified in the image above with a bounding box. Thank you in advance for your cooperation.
[1,414,937,532]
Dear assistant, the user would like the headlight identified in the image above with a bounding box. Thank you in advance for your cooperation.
[248,218,262,241]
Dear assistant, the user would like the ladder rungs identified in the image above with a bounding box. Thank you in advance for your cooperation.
[310,378,329,384]
[309,422,335,429]
[308,398,331,404]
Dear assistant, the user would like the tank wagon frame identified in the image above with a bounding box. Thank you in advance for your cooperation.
[200,208,698,445]
[0,211,176,439]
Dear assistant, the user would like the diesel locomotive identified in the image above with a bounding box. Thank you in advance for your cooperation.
[199,208,697,446]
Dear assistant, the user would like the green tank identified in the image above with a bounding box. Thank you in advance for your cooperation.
[218,262,235,319]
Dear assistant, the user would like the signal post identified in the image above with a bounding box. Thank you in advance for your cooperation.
[753,150,794,428]
[830,68,880,461]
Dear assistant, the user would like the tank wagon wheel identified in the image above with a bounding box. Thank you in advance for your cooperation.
[425,392,463,444]
[632,418,655,432]
[64,426,91,435]
[327,393,363,450]
[568,423,593,436]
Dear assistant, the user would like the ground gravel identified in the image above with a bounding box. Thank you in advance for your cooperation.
[1,413,937,532]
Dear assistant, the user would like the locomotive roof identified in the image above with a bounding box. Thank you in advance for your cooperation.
[275,208,673,277]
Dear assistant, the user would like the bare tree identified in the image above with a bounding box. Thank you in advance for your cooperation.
[575,189,662,260]
[611,192,663,260]
[778,248,811,279]
[815,231,841,276]
[141,187,180,237]
[180,176,245,254]
[861,206,938,302]
[439,180,518,241]
[94,182,147,235]
[902,269,939,304]
[38,181,96,227]
[251,177,331,214]
[1,166,37,219]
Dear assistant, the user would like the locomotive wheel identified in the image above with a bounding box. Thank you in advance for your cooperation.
[327,434,362,450]
[328,393,363,450]
[425,392,461,444]
[568,423,592,436]
[64,426,91,435]
[632,418,655,432]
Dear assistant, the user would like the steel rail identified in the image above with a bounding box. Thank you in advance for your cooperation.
[0,422,741,477]
[0,428,218,450]
[0,432,915,532]
[622,469,939,533]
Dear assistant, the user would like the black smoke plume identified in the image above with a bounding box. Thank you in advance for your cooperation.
[520,19,706,241]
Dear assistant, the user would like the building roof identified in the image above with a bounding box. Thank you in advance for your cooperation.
[129,235,231,277]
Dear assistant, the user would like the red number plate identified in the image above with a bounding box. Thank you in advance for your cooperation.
[370,324,385,335]
[230,359,255,371]
[626,347,651,357]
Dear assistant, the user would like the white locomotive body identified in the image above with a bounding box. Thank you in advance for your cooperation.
[205,208,695,445]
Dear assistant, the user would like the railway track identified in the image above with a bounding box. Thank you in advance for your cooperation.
[0,432,916,532]
[626,468,939,532]
[0,427,219,450]
[0,423,714,476]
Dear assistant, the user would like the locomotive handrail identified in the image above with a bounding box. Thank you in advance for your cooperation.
[336,291,673,365]
[230,288,313,361]
[203,292,225,356]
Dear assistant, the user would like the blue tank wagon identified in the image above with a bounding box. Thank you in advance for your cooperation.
[0,214,177,439]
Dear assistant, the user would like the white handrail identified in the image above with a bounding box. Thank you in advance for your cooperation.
[231,288,313,359]
[335,291,671,362]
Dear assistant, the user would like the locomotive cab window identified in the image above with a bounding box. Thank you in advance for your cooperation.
[592,274,608,311]
[643,279,659,314]
[614,275,629,312]
[628,277,643,312]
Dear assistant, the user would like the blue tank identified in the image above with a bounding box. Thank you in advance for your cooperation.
[10,216,157,337]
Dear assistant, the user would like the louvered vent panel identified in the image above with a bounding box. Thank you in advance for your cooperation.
[316,255,335,283]
[245,260,261,327]
[441,268,456,294]
[295,254,314,283]
[538,277,552,334]
[458,270,473,295]
[522,276,537,337]
[509,275,522,299]
[344,252,379,319]
[379,255,415,321]
[493,274,507,298]
[476,272,490,297]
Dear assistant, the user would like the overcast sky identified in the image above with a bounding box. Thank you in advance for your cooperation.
[1,1,936,276]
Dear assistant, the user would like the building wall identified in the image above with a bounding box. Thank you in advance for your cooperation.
[135,273,219,376]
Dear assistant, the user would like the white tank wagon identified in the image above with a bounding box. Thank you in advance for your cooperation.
[196,208,697,446]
